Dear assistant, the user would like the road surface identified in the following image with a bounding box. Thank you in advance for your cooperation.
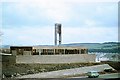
[71,73,120,79]
[99,73,120,78]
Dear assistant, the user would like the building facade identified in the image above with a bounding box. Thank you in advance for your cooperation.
[10,46,88,55]
[10,46,96,63]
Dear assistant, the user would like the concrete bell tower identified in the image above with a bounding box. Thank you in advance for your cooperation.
[55,23,62,46]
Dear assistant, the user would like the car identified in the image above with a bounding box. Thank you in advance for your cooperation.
[104,68,113,72]
[87,71,99,78]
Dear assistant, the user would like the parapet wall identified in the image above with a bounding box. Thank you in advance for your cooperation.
[16,54,96,64]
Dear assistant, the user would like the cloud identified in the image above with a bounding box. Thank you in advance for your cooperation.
[2,26,118,45]
[3,0,117,24]
[2,26,54,45]
[1,0,118,45]
[1,0,119,3]
[2,0,117,27]
[84,19,98,26]
[2,0,73,23]
[63,26,118,43]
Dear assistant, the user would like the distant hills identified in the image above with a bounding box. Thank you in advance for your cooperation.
[0,45,10,48]
[62,42,118,49]
[1,42,119,53]
[62,42,119,53]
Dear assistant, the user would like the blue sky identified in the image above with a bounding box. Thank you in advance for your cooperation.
[1,0,119,46]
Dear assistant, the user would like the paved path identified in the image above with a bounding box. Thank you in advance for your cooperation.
[71,73,120,79]
[17,64,114,78]
[99,73,120,78]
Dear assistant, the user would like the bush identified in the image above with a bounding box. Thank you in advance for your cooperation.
[27,70,34,74]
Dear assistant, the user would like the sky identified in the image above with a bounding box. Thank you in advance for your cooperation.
[1,0,119,46]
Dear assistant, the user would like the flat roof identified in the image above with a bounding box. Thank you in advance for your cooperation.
[33,46,87,49]
[10,46,87,49]
[10,46,32,48]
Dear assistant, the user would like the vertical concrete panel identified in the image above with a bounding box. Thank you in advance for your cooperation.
[12,50,17,55]
[23,51,31,55]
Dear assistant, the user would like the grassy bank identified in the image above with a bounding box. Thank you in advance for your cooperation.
[2,62,102,76]
[101,61,120,71]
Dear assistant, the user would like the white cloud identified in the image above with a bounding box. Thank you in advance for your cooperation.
[1,0,119,3]
[2,0,118,23]
[2,26,118,45]
[2,0,73,23]
[2,26,54,45]
[62,26,118,43]
[1,0,118,45]
[84,19,98,26]
[38,0,72,22]
[95,4,118,15]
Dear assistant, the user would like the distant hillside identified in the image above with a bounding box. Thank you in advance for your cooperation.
[0,45,10,48]
[62,42,119,53]
[62,43,102,49]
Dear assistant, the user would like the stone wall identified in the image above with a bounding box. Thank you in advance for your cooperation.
[16,54,96,64]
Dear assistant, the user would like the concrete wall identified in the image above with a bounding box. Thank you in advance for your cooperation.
[23,51,31,55]
[12,50,17,55]
[16,54,96,64]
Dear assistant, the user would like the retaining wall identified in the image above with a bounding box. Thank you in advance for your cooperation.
[2,55,16,63]
[16,54,96,64]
